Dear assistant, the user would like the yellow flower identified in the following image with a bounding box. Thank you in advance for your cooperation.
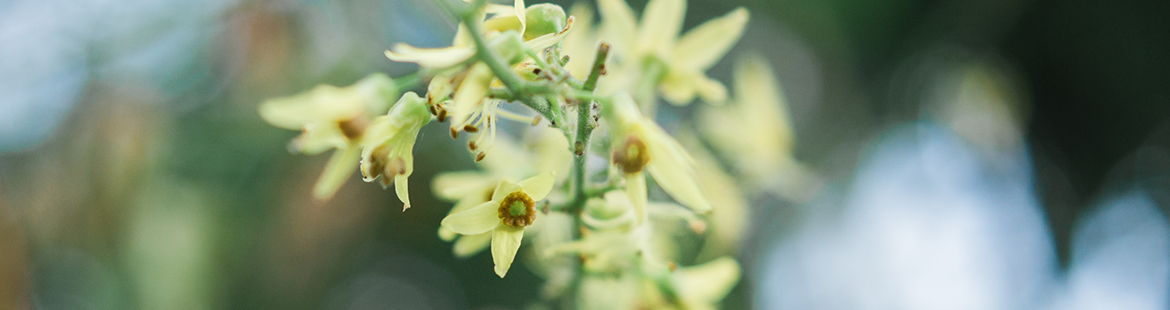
[440,171,557,277]
[595,0,749,105]
[648,257,742,310]
[432,128,571,258]
[700,53,818,200]
[383,0,575,70]
[604,93,710,225]
[258,73,398,200]
[358,91,433,211]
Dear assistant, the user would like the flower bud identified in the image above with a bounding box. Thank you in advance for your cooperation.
[523,4,567,41]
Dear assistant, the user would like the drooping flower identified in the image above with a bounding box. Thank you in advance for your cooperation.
[359,91,433,211]
[603,93,710,225]
[592,0,749,106]
[258,73,399,200]
[440,171,557,277]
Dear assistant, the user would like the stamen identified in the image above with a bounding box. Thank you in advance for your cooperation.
[612,135,650,174]
[468,141,478,151]
[531,115,542,126]
[475,152,486,162]
[496,191,536,228]
[450,126,459,139]
[337,117,368,141]
[463,125,479,133]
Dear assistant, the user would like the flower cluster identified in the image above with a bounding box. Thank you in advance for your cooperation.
[260,0,806,308]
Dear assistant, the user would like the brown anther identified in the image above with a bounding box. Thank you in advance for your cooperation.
[612,135,650,174]
[365,145,392,180]
[475,152,486,162]
[437,108,448,122]
[531,115,542,126]
[533,68,542,75]
[497,191,536,228]
[468,141,478,151]
[463,125,479,133]
[667,261,678,272]
[337,117,368,140]
[450,127,460,139]
[427,103,438,116]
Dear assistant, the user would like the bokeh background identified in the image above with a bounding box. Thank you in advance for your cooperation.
[1,0,1168,309]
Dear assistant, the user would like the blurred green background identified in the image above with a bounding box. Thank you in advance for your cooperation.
[1,0,1167,309]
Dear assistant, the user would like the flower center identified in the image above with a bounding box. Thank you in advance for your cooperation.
[337,116,368,141]
[497,191,536,228]
[612,135,650,174]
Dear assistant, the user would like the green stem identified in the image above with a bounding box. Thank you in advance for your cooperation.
[568,43,611,213]
[456,1,562,127]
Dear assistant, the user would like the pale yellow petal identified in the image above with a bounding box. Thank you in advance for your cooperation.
[432,171,493,201]
[532,127,573,181]
[492,225,525,277]
[439,226,458,242]
[597,0,637,50]
[395,175,410,211]
[384,44,475,69]
[659,70,699,105]
[625,173,647,226]
[492,179,521,201]
[441,201,500,235]
[311,146,360,200]
[643,127,711,213]
[515,0,527,34]
[453,232,493,258]
[450,63,494,127]
[694,74,728,104]
[637,0,686,56]
[524,16,575,51]
[518,170,556,201]
[292,122,348,155]
[671,7,749,71]
[734,53,793,154]
[675,257,741,304]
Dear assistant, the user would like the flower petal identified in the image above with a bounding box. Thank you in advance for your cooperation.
[441,201,501,235]
[515,0,527,34]
[292,122,348,155]
[439,226,458,242]
[524,16,575,52]
[735,53,793,153]
[625,173,648,226]
[395,175,411,211]
[453,232,493,258]
[492,179,521,201]
[450,63,494,127]
[384,43,475,69]
[518,170,556,201]
[432,171,493,201]
[637,0,686,56]
[312,146,360,200]
[643,127,711,213]
[659,70,699,105]
[492,225,525,277]
[675,257,741,304]
[671,7,748,71]
[694,74,728,105]
[597,0,637,51]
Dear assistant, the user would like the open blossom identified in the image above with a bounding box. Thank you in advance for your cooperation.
[440,171,557,277]
[591,0,748,106]
[433,127,571,258]
[700,53,818,200]
[604,93,710,225]
[258,73,399,200]
[359,91,433,211]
